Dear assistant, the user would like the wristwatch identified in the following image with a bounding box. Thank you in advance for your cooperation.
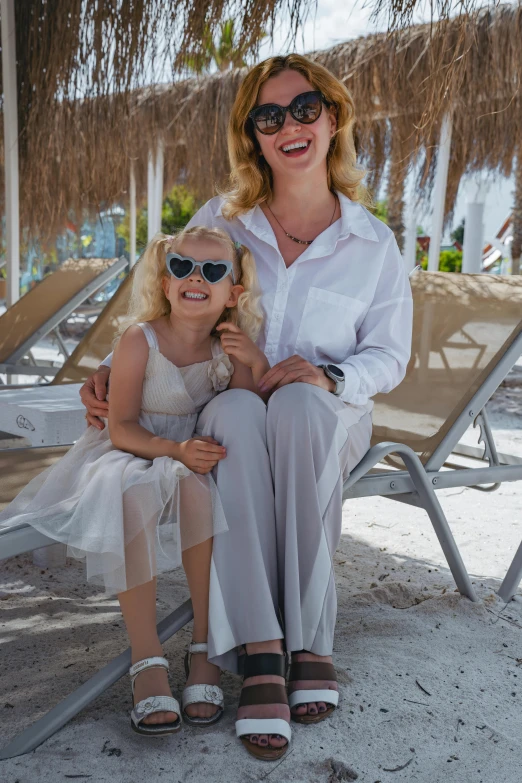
[319,364,345,397]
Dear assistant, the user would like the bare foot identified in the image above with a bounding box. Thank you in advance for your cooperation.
[184,651,222,720]
[288,651,338,718]
[132,659,178,726]
[237,640,289,751]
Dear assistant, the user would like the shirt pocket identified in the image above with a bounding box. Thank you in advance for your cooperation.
[295,287,366,364]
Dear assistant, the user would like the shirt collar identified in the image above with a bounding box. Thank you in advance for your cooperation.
[214,191,379,246]
[336,193,379,243]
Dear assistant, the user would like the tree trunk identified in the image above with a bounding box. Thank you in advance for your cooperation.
[512,150,522,275]
[387,136,407,253]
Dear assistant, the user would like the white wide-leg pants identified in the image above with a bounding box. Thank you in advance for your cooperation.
[195,383,372,673]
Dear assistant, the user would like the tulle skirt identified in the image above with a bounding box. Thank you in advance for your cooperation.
[0,411,228,594]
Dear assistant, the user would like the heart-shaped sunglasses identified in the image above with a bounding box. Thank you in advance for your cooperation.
[248,90,331,135]
[166,253,236,285]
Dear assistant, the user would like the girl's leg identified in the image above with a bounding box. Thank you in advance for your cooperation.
[195,389,288,750]
[266,383,372,718]
[118,577,178,726]
[181,538,221,720]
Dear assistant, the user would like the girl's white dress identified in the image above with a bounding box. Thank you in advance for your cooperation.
[0,322,232,594]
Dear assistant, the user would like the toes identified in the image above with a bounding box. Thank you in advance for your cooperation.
[249,734,259,745]
[291,704,308,716]
[185,703,218,720]
[258,734,269,747]
[201,703,218,719]
[307,702,318,715]
[185,702,217,718]
[144,711,177,725]
[268,735,288,749]
[317,701,328,713]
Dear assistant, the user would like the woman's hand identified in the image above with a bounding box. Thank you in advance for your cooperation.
[80,366,111,429]
[175,436,227,474]
[258,355,335,394]
[216,323,268,375]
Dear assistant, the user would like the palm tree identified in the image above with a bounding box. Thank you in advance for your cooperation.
[185,19,263,74]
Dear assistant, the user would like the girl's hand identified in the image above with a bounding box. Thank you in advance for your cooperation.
[176,436,226,475]
[258,355,336,394]
[216,323,267,373]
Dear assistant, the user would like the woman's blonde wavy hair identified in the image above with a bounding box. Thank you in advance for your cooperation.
[220,53,370,220]
[117,226,263,343]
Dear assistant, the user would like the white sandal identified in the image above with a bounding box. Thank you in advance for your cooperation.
[182,642,224,727]
[129,656,182,736]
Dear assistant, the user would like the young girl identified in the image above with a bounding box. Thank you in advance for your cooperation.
[0,226,270,736]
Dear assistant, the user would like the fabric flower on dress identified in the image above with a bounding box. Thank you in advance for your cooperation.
[208,353,234,392]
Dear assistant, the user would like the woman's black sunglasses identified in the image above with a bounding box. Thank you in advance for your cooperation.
[248,90,330,135]
[166,253,236,285]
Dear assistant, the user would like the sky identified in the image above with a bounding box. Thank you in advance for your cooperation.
[257,0,514,242]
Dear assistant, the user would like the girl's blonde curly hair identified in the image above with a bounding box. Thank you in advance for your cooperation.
[117,225,263,342]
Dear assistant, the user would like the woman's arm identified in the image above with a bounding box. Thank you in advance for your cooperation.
[258,233,413,404]
[333,233,413,405]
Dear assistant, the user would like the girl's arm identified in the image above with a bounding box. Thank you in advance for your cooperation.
[228,355,270,401]
[108,326,180,460]
[216,322,270,401]
[109,327,226,473]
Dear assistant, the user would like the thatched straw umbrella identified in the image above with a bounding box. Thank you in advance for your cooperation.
[0,0,313,303]
[2,4,521,260]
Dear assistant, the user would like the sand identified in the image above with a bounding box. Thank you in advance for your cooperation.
[1,380,521,782]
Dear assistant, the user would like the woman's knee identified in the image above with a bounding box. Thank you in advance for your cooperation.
[198,389,266,440]
[267,383,319,426]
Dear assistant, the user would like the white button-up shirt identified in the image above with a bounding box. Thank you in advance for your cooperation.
[103,193,412,427]
[186,193,413,425]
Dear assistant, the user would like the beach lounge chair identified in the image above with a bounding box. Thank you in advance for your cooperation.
[0,274,133,447]
[0,257,127,380]
[1,270,522,759]
[343,271,522,605]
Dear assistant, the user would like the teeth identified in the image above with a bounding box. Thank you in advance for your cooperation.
[282,141,309,152]
[183,292,207,300]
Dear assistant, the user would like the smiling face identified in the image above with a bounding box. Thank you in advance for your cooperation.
[254,69,337,183]
[162,235,244,326]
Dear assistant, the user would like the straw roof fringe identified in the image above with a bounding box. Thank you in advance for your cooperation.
[1,5,521,243]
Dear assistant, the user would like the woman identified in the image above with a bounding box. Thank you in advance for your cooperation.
[81,54,412,760]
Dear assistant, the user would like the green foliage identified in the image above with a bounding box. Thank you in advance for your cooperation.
[418,248,462,272]
[439,249,462,272]
[117,185,201,255]
[450,219,465,245]
[185,18,261,74]
[372,200,388,224]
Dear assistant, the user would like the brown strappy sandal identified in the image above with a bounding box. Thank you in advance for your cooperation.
[288,654,339,724]
[235,652,292,761]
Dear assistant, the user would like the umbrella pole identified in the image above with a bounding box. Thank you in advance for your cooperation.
[130,161,137,267]
[428,112,452,272]
[1,0,20,307]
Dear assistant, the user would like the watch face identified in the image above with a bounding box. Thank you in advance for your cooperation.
[327,364,344,379]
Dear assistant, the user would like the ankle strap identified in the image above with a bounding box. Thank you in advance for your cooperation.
[129,656,169,681]
[243,653,286,680]
[188,642,208,654]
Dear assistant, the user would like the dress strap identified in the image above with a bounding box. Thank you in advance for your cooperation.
[137,322,160,351]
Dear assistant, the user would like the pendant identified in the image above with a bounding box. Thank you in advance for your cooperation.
[285,232,313,245]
